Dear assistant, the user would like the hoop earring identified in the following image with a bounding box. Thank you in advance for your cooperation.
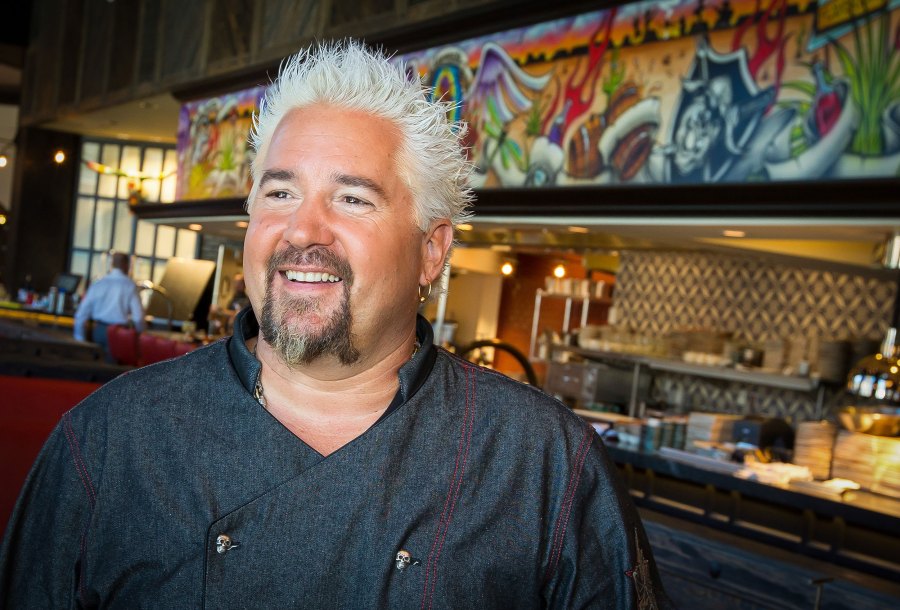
[418,282,432,304]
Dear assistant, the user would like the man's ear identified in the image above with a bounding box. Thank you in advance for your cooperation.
[421,220,454,284]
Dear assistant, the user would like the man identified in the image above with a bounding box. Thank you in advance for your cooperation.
[0,41,669,608]
[72,251,145,360]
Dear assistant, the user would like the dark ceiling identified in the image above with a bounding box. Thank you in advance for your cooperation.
[0,1,30,105]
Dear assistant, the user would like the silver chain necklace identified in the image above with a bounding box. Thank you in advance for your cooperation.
[251,340,420,409]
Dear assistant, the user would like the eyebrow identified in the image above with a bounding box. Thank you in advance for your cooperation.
[332,172,388,200]
[258,169,388,200]
[258,169,296,188]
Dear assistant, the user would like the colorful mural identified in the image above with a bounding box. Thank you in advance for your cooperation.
[175,0,900,199]
[175,86,265,200]
[398,0,900,187]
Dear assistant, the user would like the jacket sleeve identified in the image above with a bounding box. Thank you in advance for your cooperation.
[542,433,673,609]
[0,416,95,608]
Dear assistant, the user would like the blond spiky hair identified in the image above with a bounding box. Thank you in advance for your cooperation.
[248,39,473,230]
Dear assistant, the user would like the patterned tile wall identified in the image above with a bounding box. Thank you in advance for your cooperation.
[615,251,895,342]
[614,251,897,423]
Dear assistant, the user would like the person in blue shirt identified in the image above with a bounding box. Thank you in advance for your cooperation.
[72,251,145,360]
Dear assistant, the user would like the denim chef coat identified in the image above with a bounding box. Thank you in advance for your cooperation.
[0,309,669,609]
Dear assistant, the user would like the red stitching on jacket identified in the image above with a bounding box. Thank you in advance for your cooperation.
[544,423,593,582]
[428,365,475,606]
[63,413,96,507]
[421,362,476,610]
[546,424,593,580]
[545,425,589,566]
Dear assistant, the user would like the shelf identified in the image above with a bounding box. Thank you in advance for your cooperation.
[559,345,820,392]
[535,288,613,304]
[529,289,613,360]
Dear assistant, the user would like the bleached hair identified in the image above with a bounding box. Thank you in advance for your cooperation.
[248,39,474,231]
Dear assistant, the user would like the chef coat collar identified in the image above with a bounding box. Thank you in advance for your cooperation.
[227,307,437,420]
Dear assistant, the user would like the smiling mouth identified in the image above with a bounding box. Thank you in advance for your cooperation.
[283,270,342,283]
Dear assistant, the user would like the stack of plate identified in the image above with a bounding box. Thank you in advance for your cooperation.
[792,421,837,480]
[832,431,900,498]
[686,412,742,450]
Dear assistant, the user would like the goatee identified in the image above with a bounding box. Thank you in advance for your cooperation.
[260,245,360,367]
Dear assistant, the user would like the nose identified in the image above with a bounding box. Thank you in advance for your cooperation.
[282,195,335,249]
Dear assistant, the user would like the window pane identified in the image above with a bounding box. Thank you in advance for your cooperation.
[93,199,114,250]
[135,220,156,256]
[155,224,176,258]
[78,153,99,195]
[175,228,198,259]
[97,144,121,198]
[81,141,100,162]
[97,144,119,199]
[91,251,109,282]
[132,257,153,283]
[112,201,134,252]
[73,197,94,249]
[141,148,164,202]
[152,261,166,285]
[160,149,178,203]
[69,250,90,294]
[118,145,143,199]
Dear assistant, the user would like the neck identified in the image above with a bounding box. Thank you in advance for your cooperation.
[248,327,418,454]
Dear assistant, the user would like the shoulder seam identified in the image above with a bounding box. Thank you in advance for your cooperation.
[543,421,594,583]
[62,412,96,509]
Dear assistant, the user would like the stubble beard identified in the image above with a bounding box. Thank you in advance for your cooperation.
[259,246,361,367]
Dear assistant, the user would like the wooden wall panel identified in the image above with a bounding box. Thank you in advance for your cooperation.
[79,0,113,102]
[159,0,204,83]
[57,0,84,108]
[258,0,322,57]
[108,0,141,95]
[136,0,163,87]
[207,0,255,68]
[23,0,64,119]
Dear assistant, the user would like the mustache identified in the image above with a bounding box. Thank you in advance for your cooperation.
[265,246,354,286]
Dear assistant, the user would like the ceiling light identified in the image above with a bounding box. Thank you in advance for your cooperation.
[723,229,746,238]
[457,223,473,231]
[235,221,249,228]
[0,214,7,225]
[0,155,7,168]
[500,262,514,276]
[553,264,566,279]
[188,223,203,231]
[53,150,66,164]
[568,226,589,234]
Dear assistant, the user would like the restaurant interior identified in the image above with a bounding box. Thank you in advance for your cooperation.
[1,0,899,606]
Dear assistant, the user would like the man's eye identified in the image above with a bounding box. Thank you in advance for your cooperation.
[267,190,290,199]
[343,195,372,207]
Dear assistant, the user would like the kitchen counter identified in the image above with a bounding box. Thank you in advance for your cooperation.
[597,439,900,582]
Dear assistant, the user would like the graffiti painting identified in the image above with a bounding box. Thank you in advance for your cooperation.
[175,0,900,200]
[397,0,900,188]
[175,86,265,201]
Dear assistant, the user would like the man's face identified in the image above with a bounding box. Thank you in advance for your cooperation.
[244,104,450,368]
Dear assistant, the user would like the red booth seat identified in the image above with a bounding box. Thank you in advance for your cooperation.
[0,375,101,537]
[106,325,139,366]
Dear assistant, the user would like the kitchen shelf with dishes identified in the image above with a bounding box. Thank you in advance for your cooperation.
[528,287,612,362]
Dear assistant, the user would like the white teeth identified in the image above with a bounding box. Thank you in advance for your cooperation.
[284,270,341,283]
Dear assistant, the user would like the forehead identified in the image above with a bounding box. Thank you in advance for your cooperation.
[264,104,404,177]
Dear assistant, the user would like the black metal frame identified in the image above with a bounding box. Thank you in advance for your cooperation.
[135,178,900,222]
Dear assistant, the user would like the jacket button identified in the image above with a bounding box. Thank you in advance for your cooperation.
[216,534,233,554]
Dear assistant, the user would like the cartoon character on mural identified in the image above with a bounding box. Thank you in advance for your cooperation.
[656,38,785,183]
